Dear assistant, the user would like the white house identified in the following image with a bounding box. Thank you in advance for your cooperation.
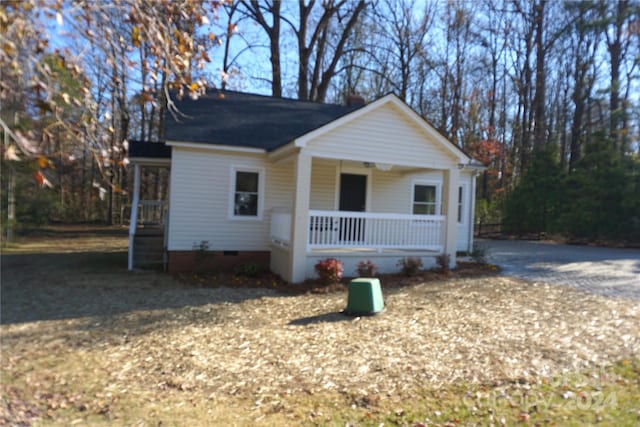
[128,90,485,283]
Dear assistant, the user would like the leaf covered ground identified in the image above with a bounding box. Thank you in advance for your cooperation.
[1,229,639,426]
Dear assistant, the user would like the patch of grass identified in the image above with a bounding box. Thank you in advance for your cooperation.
[4,357,637,426]
[78,251,128,272]
[1,235,128,255]
[273,359,640,426]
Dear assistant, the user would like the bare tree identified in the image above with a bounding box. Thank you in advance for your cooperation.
[434,1,474,147]
[293,0,368,102]
[600,0,638,153]
[239,1,282,96]
[1,1,217,153]
[565,2,600,170]
[1,0,219,226]
[369,0,435,103]
[531,0,547,150]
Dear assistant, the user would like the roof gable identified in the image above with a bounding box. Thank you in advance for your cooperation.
[294,94,470,166]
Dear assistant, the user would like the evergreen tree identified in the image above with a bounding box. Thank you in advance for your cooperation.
[562,133,637,242]
[504,148,565,235]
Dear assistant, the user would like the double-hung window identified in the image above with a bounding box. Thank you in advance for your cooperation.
[231,167,264,219]
[412,183,439,215]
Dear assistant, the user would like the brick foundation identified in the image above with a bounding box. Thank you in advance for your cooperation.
[167,250,271,274]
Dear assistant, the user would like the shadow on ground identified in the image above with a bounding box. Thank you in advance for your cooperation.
[0,251,279,325]
[289,311,353,326]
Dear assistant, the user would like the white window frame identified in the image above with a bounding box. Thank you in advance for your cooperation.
[410,180,441,216]
[229,165,265,221]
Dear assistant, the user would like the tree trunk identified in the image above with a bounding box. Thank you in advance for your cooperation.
[532,0,546,150]
[314,0,367,102]
[243,0,281,97]
[607,0,626,151]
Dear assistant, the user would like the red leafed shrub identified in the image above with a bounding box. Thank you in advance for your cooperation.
[314,258,344,285]
[397,256,423,277]
[356,260,378,277]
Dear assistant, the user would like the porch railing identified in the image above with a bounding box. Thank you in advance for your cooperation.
[270,208,445,252]
[309,210,444,251]
[138,200,168,225]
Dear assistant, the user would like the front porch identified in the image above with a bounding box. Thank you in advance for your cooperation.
[272,209,445,252]
[266,146,465,283]
[270,208,445,278]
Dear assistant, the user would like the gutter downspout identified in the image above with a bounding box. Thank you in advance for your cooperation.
[163,169,171,271]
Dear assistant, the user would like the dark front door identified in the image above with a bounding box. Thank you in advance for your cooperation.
[339,173,367,242]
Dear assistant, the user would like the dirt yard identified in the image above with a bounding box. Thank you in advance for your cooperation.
[1,228,639,426]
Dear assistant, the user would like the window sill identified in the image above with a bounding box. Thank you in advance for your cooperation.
[229,215,263,222]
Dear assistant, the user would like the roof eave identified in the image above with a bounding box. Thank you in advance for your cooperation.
[268,141,298,162]
[460,161,488,172]
[167,140,266,154]
[128,157,172,166]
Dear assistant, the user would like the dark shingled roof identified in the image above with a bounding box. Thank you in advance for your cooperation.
[128,140,171,159]
[164,90,361,151]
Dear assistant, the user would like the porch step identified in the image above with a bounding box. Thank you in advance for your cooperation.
[133,234,164,270]
[135,227,164,236]
[135,235,164,247]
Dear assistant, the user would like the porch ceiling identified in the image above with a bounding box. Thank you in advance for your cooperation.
[268,153,446,173]
[313,158,444,173]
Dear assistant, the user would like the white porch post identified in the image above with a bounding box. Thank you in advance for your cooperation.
[289,151,312,283]
[442,167,460,268]
[163,167,171,271]
[128,163,141,271]
[468,171,478,253]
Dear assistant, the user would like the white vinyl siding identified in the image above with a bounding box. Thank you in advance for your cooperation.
[267,162,294,209]
[309,160,336,210]
[306,166,445,216]
[168,148,292,251]
[370,169,441,213]
[304,102,458,170]
[370,169,406,213]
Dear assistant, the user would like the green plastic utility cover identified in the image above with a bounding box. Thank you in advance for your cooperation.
[345,278,384,315]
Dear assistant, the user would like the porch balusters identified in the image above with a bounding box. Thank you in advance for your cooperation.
[307,210,444,252]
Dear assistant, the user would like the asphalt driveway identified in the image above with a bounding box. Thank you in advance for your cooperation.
[480,240,640,299]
